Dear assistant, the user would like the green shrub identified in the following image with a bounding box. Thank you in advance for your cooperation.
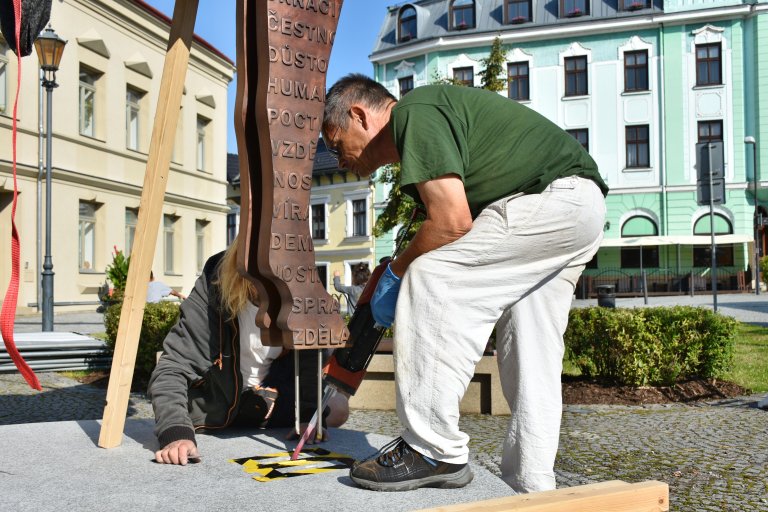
[760,256,768,288]
[104,301,180,388]
[564,306,736,386]
[105,247,130,293]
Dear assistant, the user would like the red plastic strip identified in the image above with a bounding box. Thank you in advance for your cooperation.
[0,0,42,390]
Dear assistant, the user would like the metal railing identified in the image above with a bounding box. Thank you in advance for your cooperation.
[0,332,111,373]
[577,266,749,299]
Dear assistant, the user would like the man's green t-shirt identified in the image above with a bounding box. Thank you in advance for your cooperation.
[389,85,609,218]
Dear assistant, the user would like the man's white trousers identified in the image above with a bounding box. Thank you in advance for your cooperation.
[394,176,606,494]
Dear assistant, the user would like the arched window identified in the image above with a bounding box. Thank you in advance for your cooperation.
[693,213,734,266]
[399,6,417,42]
[620,216,659,268]
[451,0,475,30]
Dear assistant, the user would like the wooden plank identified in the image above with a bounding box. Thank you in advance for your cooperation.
[417,480,669,512]
[98,0,199,449]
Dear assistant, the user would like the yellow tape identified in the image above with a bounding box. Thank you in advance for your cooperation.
[230,447,355,482]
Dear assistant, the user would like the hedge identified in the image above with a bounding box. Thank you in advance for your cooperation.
[104,301,181,387]
[564,306,736,386]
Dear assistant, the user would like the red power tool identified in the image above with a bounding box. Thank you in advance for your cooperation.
[290,257,390,459]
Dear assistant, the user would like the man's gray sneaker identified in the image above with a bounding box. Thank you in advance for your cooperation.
[350,437,474,492]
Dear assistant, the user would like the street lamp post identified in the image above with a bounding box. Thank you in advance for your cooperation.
[746,136,759,295]
[34,26,66,331]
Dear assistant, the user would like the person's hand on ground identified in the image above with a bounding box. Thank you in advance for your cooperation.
[155,439,200,465]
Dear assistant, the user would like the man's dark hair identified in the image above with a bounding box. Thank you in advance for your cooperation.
[323,74,396,133]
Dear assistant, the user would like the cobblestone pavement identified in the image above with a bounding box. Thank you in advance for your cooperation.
[4,301,768,510]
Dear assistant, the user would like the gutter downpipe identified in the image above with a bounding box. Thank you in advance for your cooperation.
[37,68,44,312]
[659,22,670,272]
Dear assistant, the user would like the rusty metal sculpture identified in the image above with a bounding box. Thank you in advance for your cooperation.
[100,0,347,448]
[236,0,348,350]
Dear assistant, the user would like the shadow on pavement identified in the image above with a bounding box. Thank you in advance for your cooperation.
[0,384,145,426]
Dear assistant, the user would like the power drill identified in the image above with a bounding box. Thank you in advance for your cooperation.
[322,256,390,395]
[289,258,389,459]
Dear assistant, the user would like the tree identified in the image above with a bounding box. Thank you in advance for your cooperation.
[105,246,130,293]
[372,163,422,253]
[478,36,507,92]
[429,69,465,86]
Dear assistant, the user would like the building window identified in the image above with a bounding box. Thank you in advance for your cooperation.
[79,202,97,271]
[453,67,474,87]
[698,120,723,143]
[196,220,208,273]
[624,50,648,92]
[564,56,588,97]
[197,116,209,171]
[316,264,328,289]
[352,199,367,237]
[507,62,529,100]
[505,0,532,23]
[620,216,659,268]
[567,129,589,152]
[311,203,326,240]
[226,207,239,246]
[620,0,650,11]
[450,0,475,30]
[693,214,734,266]
[399,6,417,42]
[172,106,183,163]
[79,68,98,137]
[560,0,589,17]
[696,43,721,86]
[621,245,659,268]
[626,125,649,168]
[126,87,143,151]
[125,208,138,258]
[399,76,414,97]
[0,41,8,114]
[164,215,177,274]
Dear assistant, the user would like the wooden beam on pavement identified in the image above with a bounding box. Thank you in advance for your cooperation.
[417,480,669,512]
[98,0,199,448]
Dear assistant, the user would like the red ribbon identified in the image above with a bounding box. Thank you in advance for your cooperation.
[0,0,42,390]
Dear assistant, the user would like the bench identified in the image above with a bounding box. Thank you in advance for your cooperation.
[417,480,669,512]
[349,352,509,415]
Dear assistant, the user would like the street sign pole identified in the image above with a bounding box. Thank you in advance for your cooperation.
[708,142,718,313]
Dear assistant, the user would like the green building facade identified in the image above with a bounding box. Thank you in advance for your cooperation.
[370,0,768,295]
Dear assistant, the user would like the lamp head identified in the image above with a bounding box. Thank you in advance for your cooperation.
[745,136,757,145]
[34,26,67,73]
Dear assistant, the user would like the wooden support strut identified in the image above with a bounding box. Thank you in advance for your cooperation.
[416,480,669,512]
[98,0,198,449]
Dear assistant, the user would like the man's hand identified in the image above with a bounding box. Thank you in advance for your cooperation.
[370,264,401,328]
[155,439,200,465]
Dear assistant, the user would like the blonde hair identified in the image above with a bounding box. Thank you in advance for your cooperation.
[215,240,258,320]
